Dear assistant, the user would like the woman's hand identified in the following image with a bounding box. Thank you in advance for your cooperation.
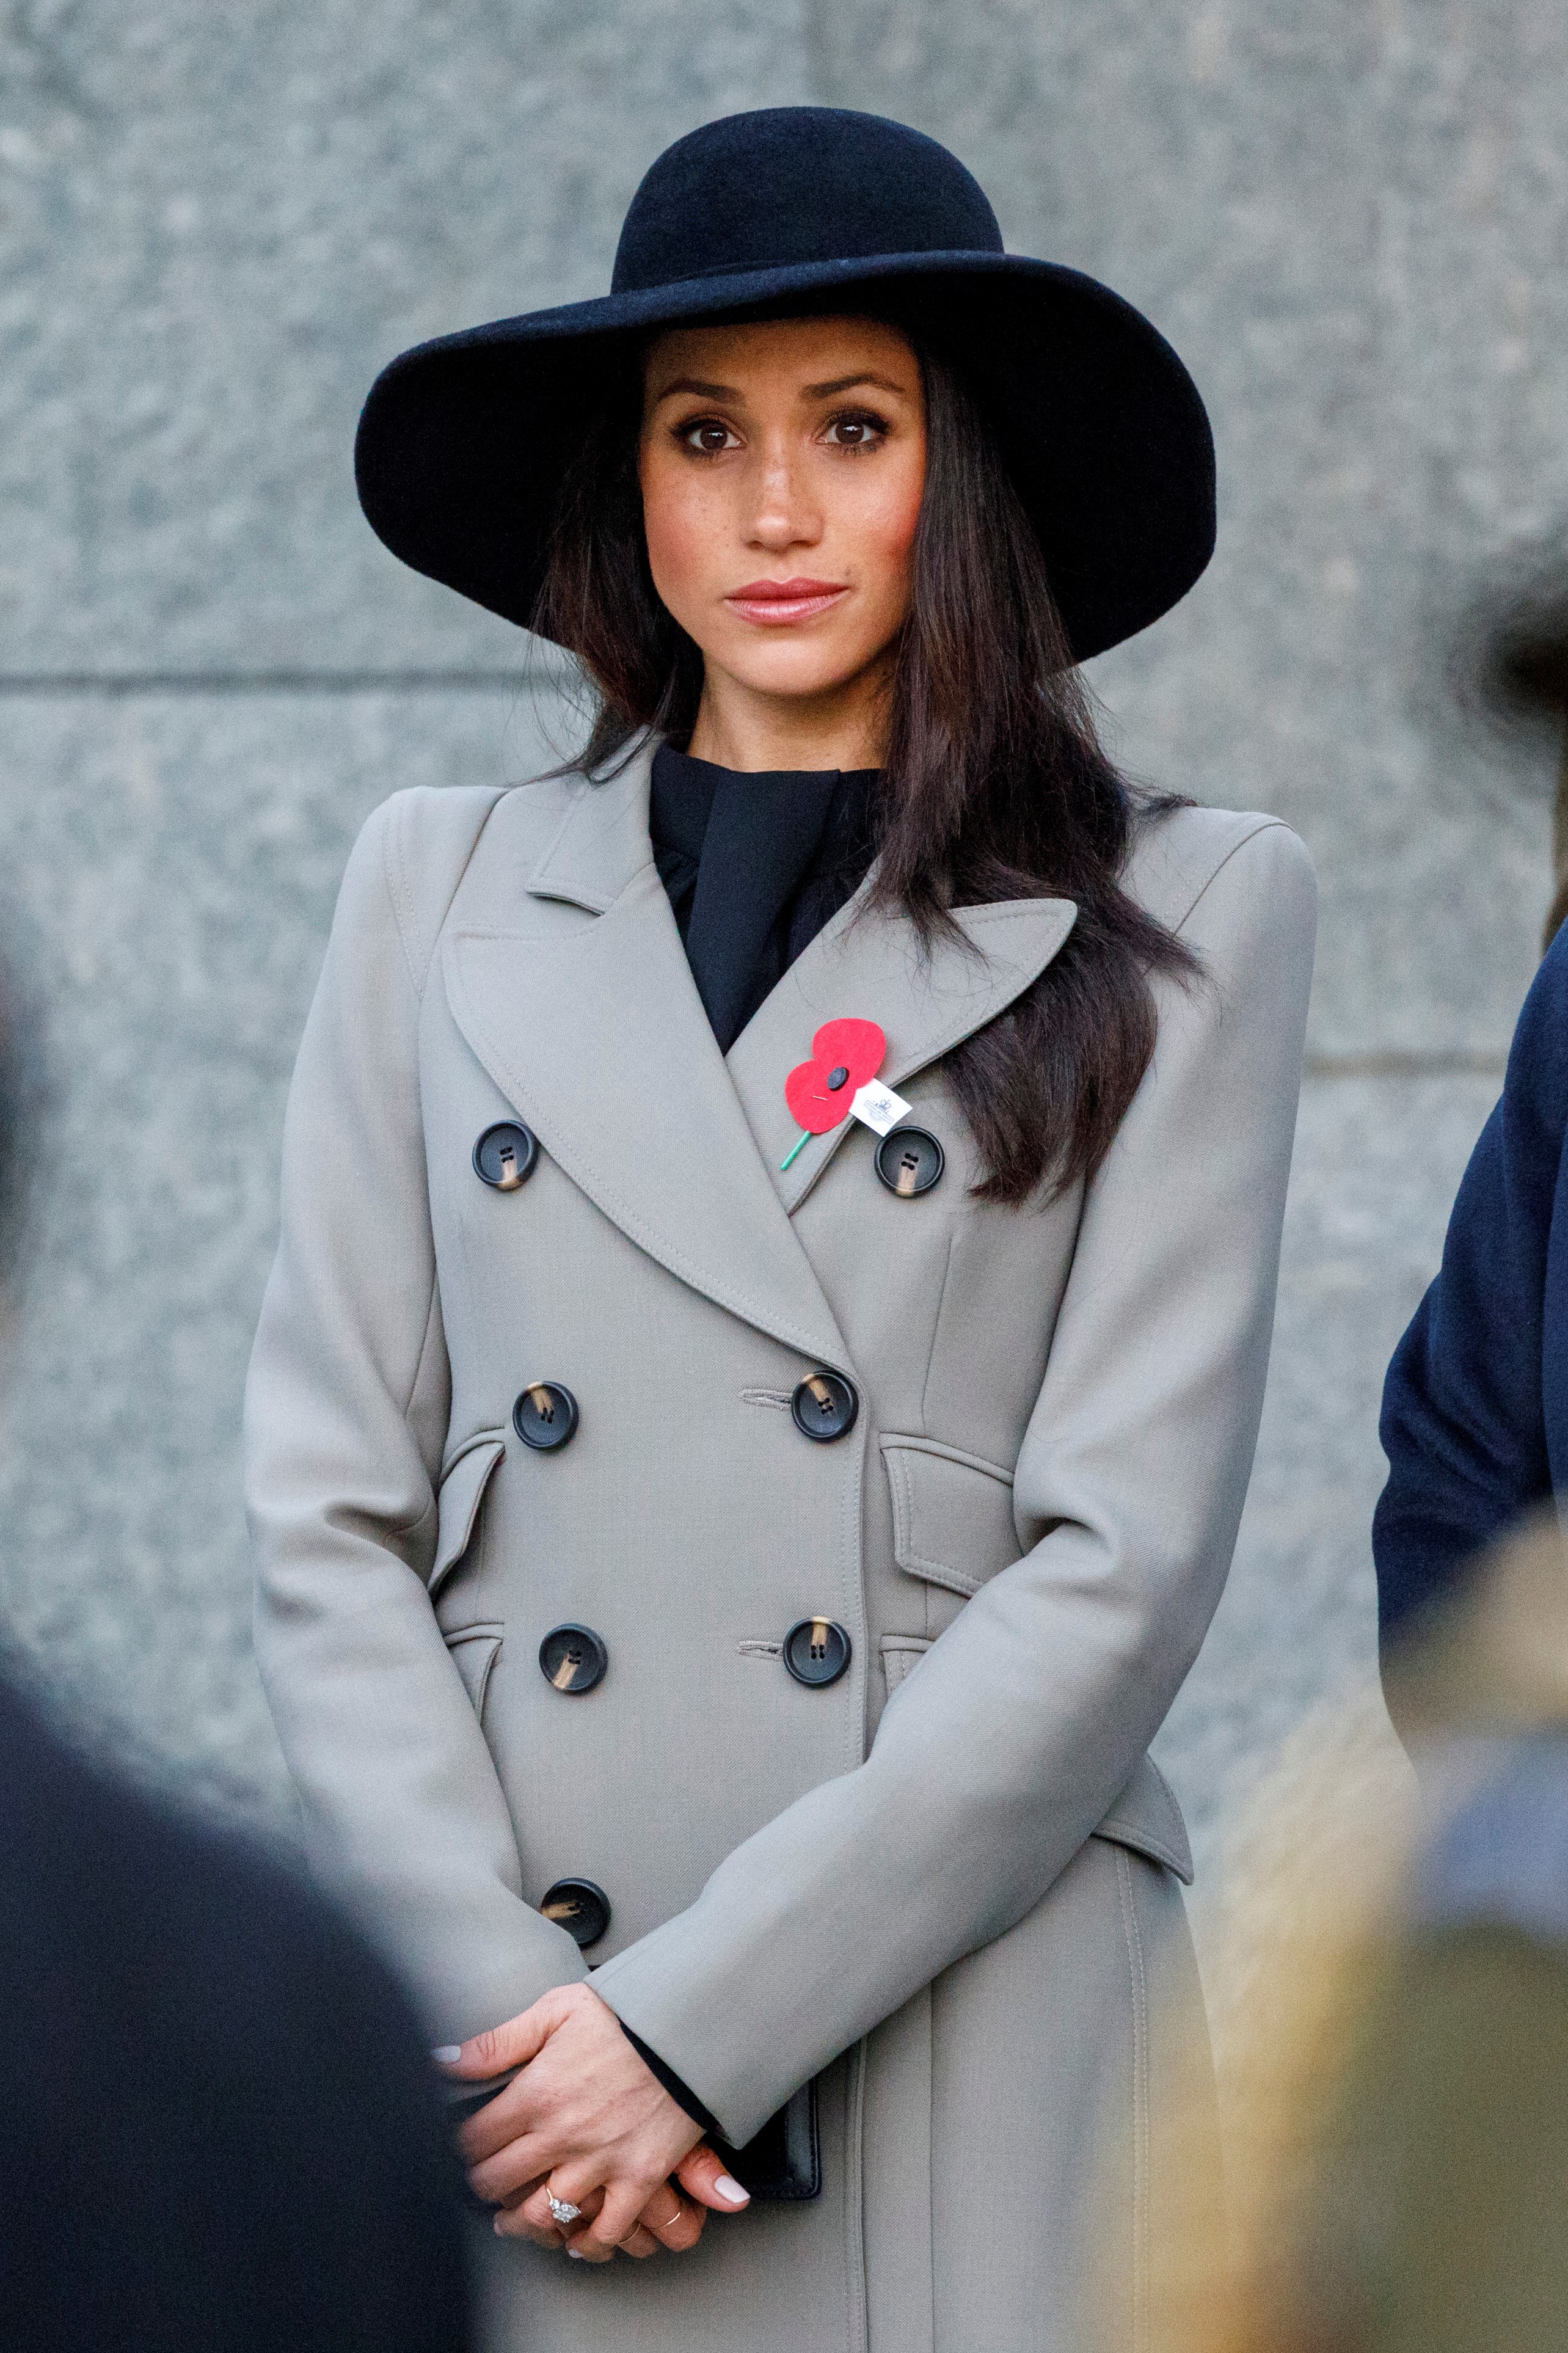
[446,1983,751,2260]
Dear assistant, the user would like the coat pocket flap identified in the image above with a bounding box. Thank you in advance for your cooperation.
[879,1634,932,1695]
[1091,1753,1194,1885]
[880,1435,1021,1599]
[443,1622,503,1719]
[430,1432,506,1600]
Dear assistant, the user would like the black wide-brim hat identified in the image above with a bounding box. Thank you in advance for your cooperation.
[356,108,1215,663]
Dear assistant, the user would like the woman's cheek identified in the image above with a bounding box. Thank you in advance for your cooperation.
[640,536,692,632]
[640,452,717,634]
[858,489,922,632]
[847,448,923,611]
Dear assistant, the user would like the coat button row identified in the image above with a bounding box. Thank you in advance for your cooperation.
[475,1121,944,1198]
[512,1373,859,1451]
[536,1616,851,1695]
[534,1602,848,1954]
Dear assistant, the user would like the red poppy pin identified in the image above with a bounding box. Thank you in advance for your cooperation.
[780,1018,912,1170]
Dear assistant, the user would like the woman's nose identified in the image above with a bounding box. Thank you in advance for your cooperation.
[748,446,822,550]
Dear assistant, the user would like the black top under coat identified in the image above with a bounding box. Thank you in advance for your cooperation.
[649,743,879,1052]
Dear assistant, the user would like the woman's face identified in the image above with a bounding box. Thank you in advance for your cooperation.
[638,315,927,719]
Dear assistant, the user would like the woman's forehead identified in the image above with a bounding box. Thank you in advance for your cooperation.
[642,313,919,399]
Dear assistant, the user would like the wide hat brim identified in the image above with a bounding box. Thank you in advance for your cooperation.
[355,249,1216,665]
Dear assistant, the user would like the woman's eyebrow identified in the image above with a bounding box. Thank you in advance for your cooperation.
[650,375,742,402]
[651,368,912,404]
[801,371,910,399]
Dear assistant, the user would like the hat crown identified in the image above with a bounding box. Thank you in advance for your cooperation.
[611,107,1004,296]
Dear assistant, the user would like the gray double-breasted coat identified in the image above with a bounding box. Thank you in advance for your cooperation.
[246,737,1316,2351]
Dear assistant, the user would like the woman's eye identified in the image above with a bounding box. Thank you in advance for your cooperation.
[824,413,888,449]
[680,419,738,454]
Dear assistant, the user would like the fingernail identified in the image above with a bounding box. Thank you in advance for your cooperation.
[567,2245,585,2259]
[492,2214,505,2236]
[431,2045,462,2064]
[713,2173,749,2205]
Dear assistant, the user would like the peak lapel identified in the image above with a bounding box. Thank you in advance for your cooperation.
[727,885,1079,1209]
[440,755,851,1372]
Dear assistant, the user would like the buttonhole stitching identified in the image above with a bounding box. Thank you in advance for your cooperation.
[740,1388,792,1410]
[738,1640,784,1660]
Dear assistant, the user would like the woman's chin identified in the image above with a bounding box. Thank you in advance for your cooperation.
[705,642,893,713]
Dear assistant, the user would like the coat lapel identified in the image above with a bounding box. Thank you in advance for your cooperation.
[442,737,1078,1360]
[441,745,853,1371]
[727,884,1079,1209]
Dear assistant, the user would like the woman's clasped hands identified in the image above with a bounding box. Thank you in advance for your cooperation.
[445,1982,752,2261]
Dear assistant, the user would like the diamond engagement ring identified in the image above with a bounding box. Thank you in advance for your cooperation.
[547,2194,582,2227]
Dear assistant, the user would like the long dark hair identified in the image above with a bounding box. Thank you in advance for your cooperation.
[534,325,1198,1205]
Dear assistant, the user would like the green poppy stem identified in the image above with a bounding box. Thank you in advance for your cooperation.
[779,1128,811,1172]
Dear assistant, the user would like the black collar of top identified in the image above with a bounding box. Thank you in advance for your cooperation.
[353,107,1215,664]
[649,745,878,1053]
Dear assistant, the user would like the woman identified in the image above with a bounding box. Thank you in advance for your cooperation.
[248,106,1316,2352]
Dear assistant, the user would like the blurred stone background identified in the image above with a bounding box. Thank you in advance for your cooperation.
[1,0,1564,1884]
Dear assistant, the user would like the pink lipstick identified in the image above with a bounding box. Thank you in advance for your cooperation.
[725,577,849,624]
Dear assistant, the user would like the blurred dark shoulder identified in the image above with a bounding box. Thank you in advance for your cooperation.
[0,1673,470,2353]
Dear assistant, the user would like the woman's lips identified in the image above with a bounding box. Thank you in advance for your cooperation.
[724,577,850,624]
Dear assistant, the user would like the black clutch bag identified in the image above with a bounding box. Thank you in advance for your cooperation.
[715,2081,820,2203]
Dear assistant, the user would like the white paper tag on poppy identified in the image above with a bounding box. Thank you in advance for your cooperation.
[850,1080,912,1137]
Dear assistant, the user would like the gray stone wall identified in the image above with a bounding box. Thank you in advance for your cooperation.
[2,1,1563,1873]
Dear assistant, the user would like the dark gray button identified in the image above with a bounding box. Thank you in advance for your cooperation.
[783,1617,852,1689]
[540,1877,611,1949]
[790,1371,858,1443]
[875,1125,945,1198]
[826,1065,850,1091]
[539,1623,608,1695]
[473,1121,539,1191]
[513,1382,578,1451]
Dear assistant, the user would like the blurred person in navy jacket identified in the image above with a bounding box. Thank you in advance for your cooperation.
[1376,580,1568,1650]
[0,979,471,2351]
[1375,922,1568,1642]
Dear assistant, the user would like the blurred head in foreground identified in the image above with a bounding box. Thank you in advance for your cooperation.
[1449,549,1568,948]
[1136,1516,1568,2353]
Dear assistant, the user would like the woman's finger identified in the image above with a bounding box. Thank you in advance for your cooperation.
[640,2184,706,2253]
[490,2181,563,2250]
[456,2049,571,2164]
[465,2125,564,2205]
[503,2180,604,2241]
[492,2207,563,2249]
[495,2181,605,2245]
[675,2142,752,2214]
[565,2180,654,2263]
[457,2078,539,2165]
[489,2171,555,2246]
[439,1990,564,2083]
[617,2223,660,2259]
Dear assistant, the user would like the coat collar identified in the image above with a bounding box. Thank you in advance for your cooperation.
[523,735,660,911]
[442,738,1077,1366]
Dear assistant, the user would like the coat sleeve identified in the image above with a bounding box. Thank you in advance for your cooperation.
[246,789,589,2042]
[1373,927,1568,1644]
[593,820,1317,2145]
